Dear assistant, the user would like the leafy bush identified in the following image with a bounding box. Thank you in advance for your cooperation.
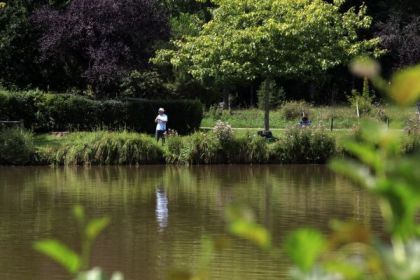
[37,94,101,131]
[347,79,374,117]
[0,128,35,165]
[213,120,233,143]
[236,135,268,163]
[120,70,168,98]
[0,89,41,128]
[270,127,336,163]
[0,91,203,134]
[281,101,312,120]
[348,90,374,116]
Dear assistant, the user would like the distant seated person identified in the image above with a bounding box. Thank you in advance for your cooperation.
[299,114,311,128]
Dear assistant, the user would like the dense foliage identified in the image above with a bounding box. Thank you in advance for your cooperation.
[0,0,419,105]
[154,0,380,95]
[376,13,420,69]
[0,90,203,134]
[31,0,170,96]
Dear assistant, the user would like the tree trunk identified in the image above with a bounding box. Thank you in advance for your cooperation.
[309,82,316,102]
[264,84,270,131]
[250,84,254,107]
[223,89,229,110]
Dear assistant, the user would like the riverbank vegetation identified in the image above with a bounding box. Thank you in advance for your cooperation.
[1,123,418,166]
[1,127,338,165]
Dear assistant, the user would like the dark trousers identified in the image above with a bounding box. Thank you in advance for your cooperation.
[155,130,166,144]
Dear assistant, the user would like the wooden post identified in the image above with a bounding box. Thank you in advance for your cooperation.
[356,99,360,119]
[330,117,334,131]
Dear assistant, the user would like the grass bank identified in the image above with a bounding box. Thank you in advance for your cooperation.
[2,125,417,166]
[202,105,416,129]
[30,128,336,165]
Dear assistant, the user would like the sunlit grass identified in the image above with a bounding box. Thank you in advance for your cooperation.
[202,106,415,129]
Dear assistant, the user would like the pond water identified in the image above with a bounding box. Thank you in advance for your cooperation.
[0,165,383,280]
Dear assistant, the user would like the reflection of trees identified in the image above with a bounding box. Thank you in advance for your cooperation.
[0,166,382,280]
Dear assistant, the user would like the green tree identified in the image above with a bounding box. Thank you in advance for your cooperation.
[154,0,381,131]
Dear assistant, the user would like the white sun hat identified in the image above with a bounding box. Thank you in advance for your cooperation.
[158,108,165,112]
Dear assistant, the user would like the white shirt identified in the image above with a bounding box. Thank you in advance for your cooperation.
[156,114,168,131]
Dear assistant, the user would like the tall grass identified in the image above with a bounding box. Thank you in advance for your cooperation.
[166,130,335,164]
[269,127,336,164]
[42,131,165,165]
[0,128,35,165]
[2,129,343,165]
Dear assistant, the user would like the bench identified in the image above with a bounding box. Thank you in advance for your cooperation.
[0,120,23,129]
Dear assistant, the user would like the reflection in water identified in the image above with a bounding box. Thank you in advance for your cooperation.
[0,165,383,280]
[156,186,168,230]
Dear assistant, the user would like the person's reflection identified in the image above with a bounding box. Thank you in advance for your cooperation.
[155,186,168,231]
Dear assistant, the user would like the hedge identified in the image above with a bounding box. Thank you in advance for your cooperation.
[0,90,203,134]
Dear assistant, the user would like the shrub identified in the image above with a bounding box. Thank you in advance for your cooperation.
[270,127,336,163]
[99,100,128,130]
[281,101,312,120]
[221,134,266,163]
[179,132,221,164]
[213,120,233,143]
[348,79,374,117]
[0,89,41,128]
[0,128,35,165]
[36,94,101,131]
[120,70,168,98]
[0,91,203,134]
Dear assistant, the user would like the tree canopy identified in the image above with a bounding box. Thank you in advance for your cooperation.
[32,0,170,96]
[154,0,381,89]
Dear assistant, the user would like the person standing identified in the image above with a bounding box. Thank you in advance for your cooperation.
[155,108,168,144]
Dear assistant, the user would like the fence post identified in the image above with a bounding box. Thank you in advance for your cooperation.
[330,117,334,131]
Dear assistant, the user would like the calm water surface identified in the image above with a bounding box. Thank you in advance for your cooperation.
[0,165,382,280]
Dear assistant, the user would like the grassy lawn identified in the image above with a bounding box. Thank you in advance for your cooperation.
[202,106,416,129]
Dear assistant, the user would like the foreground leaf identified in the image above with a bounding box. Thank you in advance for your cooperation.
[86,217,110,241]
[34,239,81,274]
[229,220,271,250]
[284,228,326,273]
[389,65,420,106]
